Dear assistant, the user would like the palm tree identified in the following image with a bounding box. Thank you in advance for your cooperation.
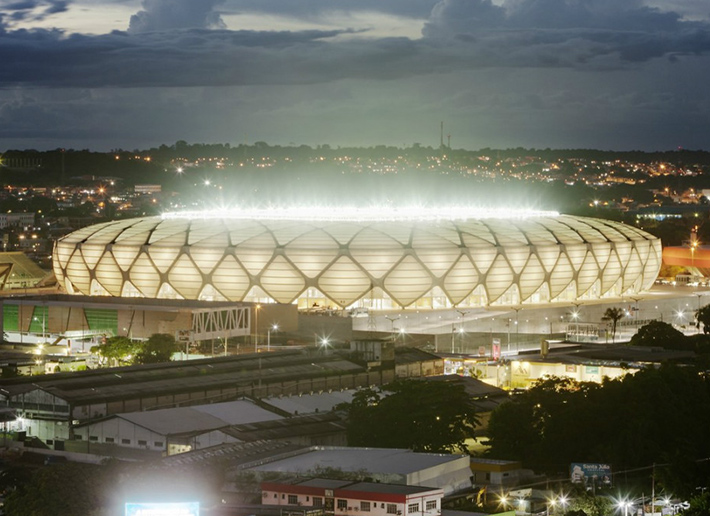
[602,307,625,343]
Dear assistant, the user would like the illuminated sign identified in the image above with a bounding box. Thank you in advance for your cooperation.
[125,502,199,516]
[570,463,612,487]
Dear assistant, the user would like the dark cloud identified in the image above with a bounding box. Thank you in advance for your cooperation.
[128,0,227,34]
[0,0,705,101]
[0,0,67,25]
[221,0,439,20]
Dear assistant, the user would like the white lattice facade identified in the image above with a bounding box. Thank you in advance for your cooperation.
[53,214,661,310]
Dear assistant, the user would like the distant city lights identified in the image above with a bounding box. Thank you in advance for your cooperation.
[161,206,559,222]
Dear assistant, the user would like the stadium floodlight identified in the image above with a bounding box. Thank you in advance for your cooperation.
[161,205,560,222]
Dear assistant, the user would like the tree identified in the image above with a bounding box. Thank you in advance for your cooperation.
[696,304,710,334]
[486,366,710,493]
[2,462,108,516]
[133,333,179,364]
[566,490,614,516]
[90,336,140,366]
[602,307,625,342]
[682,491,710,516]
[629,320,686,349]
[340,379,478,454]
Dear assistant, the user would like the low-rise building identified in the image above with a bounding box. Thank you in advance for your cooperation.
[248,447,472,495]
[261,478,444,516]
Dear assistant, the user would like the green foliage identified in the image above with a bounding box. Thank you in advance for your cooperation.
[341,379,478,453]
[601,307,625,342]
[629,320,686,349]
[567,491,614,516]
[134,333,179,364]
[696,304,710,334]
[682,492,710,516]
[90,336,140,366]
[486,366,710,496]
[3,462,107,516]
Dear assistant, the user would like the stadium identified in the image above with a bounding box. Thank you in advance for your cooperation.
[53,209,662,310]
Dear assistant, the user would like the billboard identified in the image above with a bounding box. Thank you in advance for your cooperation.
[570,463,612,487]
[125,502,199,516]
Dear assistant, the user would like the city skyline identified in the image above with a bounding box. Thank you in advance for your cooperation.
[1,0,709,152]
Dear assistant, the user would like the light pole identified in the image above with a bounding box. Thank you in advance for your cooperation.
[385,315,400,342]
[617,500,631,516]
[456,309,469,353]
[33,315,46,346]
[514,307,521,352]
[267,324,278,352]
[253,304,261,353]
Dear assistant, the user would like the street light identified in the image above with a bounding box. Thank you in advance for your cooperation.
[317,336,331,354]
[385,315,400,342]
[253,304,261,353]
[267,324,278,352]
[547,498,556,516]
[617,500,631,516]
[33,314,47,345]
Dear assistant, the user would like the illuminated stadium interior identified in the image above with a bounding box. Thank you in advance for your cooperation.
[53,208,662,310]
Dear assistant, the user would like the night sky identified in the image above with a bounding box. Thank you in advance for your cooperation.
[1,0,710,151]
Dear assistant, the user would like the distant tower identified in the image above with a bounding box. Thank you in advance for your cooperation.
[440,121,444,149]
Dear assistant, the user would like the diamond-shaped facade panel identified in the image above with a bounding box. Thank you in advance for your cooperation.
[211,256,250,300]
[444,256,479,305]
[576,253,599,297]
[260,256,306,303]
[65,250,91,294]
[129,252,161,298]
[383,256,434,307]
[484,254,515,303]
[549,254,574,299]
[168,254,204,299]
[94,253,123,296]
[318,256,372,307]
[518,254,545,301]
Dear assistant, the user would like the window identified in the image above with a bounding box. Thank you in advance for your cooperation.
[75,435,83,440]
[313,497,323,507]
[274,494,278,499]
[89,436,98,442]
[138,440,147,446]
[105,437,115,443]
[288,495,298,505]
[121,438,130,445]
[360,502,370,512]
[425,501,437,511]
[381,504,385,509]
[154,441,163,447]
[387,504,398,514]
[46,439,54,445]
[408,503,419,513]
[337,499,347,510]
